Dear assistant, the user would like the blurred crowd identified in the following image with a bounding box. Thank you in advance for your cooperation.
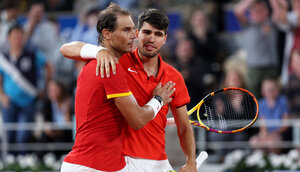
[1,0,300,163]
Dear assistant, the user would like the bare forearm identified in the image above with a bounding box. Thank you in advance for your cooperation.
[114,95,155,130]
[234,0,255,24]
[172,106,196,167]
[235,0,255,14]
[60,41,87,61]
[178,124,196,165]
[270,0,288,24]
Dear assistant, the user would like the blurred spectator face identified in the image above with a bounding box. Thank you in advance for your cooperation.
[250,2,269,23]
[6,7,19,20]
[46,0,60,9]
[291,49,300,78]
[190,10,207,29]
[225,70,244,88]
[175,39,194,63]
[1,1,20,20]
[86,12,98,27]
[47,80,62,102]
[8,27,24,49]
[261,79,279,100]
[137,22,167,58]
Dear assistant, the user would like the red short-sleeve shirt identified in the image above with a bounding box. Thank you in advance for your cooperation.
[64,60,131,171]
[119,49,190,160]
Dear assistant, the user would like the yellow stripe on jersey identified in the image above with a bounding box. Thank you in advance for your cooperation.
[107,91,132,99]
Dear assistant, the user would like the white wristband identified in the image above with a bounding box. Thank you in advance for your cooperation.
[80,44,106,59]
[146,97,163,119]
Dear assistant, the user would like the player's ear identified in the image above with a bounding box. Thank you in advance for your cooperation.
[135,29,139,39]
[162,34,167,45]
[102,29,111,40]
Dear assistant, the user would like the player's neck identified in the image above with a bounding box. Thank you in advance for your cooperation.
[102,43,123,58]
[138,50,159,77]
[141,56,159,77]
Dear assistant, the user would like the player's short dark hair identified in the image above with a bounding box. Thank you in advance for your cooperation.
[138,9,169,34]
[96,3,130,44]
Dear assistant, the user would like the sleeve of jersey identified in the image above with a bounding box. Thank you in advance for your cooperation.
[103,64,132,99]
[170,73,190,108]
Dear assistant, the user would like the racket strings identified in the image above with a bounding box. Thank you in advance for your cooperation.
[199,89,257,131]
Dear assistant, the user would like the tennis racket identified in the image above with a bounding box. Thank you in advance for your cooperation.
[167,87,259,133]
[167,151,208,172]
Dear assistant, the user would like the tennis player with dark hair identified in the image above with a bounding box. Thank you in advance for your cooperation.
[60,4,175,172]
[61,7,197,172]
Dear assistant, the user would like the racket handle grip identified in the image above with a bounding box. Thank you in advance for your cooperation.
[196,151,208,169]
[166,118,175,125]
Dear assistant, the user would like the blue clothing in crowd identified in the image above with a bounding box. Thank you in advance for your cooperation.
[259,95,289,132]
[0,49,46,107]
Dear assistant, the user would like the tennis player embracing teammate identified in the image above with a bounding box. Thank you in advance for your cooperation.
[60,3,176,172]
[60,3,197,172]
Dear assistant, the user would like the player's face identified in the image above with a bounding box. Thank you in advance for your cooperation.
[136,22,167,58]
[110,15,136,54]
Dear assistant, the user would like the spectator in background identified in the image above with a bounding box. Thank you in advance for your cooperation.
[0,0,20,49]
[173,38,213,109]
[24,1,57,67]
[287,49,300,118]
[69,6,98,45]
[249,77,290,154]
[45,16,75,89]
[42,0,74,12]
[0,25,51,155]
[207,68,249,163]
[234,0,279,98]
[187,8,223,78]
[38,79,73,159]
[270,0,300,87]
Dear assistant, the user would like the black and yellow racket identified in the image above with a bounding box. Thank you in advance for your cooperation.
[167,87,259,133]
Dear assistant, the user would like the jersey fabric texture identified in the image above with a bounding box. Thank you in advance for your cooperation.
[63,60,131,171]
[120,48,190,160]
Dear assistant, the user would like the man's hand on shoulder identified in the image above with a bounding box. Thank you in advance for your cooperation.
[96,49,118,78]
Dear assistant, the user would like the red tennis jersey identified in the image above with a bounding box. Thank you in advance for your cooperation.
[63,60,132,171]
[120,48,190,160]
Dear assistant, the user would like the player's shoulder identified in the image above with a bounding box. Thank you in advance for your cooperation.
[80,60,99,78]
[162,61,182,78]
[84,59,97,70]
[120,51,133,61]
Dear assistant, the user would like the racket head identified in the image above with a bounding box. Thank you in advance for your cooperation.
[190,87,258,133]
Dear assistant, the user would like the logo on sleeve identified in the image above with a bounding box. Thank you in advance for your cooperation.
[128,67,138,73]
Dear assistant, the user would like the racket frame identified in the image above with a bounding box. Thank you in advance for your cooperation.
[187,87,259,133]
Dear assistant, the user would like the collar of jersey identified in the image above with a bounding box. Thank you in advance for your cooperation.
[132,48,164,80]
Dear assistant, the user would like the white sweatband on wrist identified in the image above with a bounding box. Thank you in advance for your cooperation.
[146,97,163,119]
[80,44,106,59]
